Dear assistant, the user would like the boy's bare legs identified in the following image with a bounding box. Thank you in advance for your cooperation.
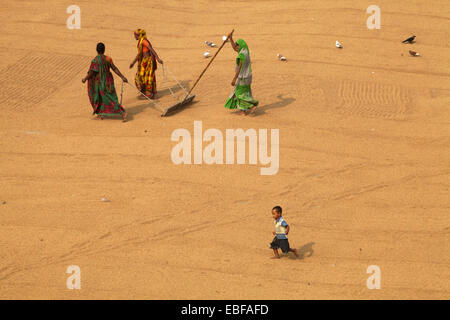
[271,249,280,259]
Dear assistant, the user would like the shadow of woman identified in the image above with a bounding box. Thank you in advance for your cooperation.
[123,100,159,119]
[253,94,295,116]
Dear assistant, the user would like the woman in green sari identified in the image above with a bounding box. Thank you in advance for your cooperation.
[224,36,258,115]
[82,43,128,121]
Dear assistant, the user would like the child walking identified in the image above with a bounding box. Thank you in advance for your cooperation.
[270,206,298,259]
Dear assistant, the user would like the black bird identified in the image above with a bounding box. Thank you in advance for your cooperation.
[402,35,416,43]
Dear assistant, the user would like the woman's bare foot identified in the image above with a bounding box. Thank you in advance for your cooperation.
[291,248,299,257]
[122,112,128,122]
[238,110,246,115]
[94,114,103,120]
[145,92,156,99]
[249,106,257,115]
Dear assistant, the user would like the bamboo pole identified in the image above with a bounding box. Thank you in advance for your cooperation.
[183,29,234,100]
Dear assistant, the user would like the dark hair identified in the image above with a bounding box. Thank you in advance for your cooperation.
[96,42,105,54]
[272,206,282,215]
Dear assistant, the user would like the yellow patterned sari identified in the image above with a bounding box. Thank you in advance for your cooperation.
[134,29,157,98]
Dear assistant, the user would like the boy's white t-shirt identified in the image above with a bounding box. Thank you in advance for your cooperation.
[274,217,288,239]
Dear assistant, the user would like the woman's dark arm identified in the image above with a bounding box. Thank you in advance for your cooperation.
[111,62,128,82]
[229,34,238,51]
[149,46,163,64]
[130,53,140,69]
[82,70,94,83]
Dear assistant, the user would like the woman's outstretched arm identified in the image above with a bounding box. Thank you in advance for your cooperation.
[229,33,238,51]
[148,46,163,64]
[130,53,140,69]
[111,62,128,82]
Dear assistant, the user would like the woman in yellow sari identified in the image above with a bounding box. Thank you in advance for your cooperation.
[130,29,163,99]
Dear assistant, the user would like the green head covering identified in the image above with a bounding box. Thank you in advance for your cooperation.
[236,39,249,53]
[235,39,249,66]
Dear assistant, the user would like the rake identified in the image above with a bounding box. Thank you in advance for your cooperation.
[125,65,195,116]
[160,29,234,116]
[125,29,233,117]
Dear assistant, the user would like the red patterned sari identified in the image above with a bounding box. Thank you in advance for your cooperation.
[87,55,125,116]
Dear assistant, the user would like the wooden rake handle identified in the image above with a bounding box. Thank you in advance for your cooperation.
[184,29,234,100]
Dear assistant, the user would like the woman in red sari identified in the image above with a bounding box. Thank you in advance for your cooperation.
[130,29,163,99]
[82,43,128,121]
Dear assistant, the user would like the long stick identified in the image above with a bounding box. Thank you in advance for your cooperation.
[120,81,124,105]
[184,29,234,100]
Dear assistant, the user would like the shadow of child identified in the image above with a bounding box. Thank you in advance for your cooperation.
[288,242,315,260]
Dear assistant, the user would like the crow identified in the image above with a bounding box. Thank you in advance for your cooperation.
[402,35,416,43]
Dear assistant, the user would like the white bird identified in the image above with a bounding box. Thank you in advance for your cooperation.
[277,53,287,61]
[222,35,228,41]
[203,51,211,58]
[336,40,343,49]
[205,41,216,47]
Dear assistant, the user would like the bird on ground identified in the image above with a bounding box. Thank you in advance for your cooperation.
[409,50,420,56]
[277,53,287,61]
[336,40,343,49]
[402,35,416,43]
